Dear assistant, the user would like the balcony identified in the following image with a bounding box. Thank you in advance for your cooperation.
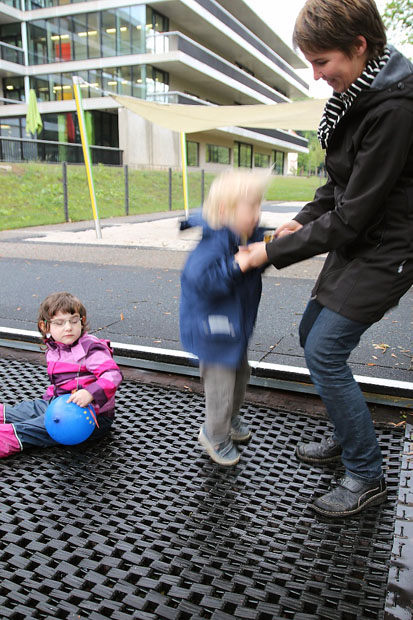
[194,0,308,86]
[146,32,288,104]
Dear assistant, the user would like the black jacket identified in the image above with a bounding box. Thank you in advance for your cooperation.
[266,47,413,323]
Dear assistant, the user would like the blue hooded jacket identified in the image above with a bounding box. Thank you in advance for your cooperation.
[180,216,266,368]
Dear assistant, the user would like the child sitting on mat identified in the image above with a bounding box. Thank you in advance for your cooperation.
[0,292,123,458]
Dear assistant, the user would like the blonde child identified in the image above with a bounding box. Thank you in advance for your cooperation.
[0,292,123,458]
[180,169,270,466]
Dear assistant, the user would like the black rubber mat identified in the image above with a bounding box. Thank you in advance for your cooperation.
[0,358,404,620]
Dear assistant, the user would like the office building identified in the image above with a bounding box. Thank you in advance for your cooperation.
[0,0,309,170]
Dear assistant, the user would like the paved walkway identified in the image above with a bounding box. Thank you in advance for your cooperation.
[0,203,412,383]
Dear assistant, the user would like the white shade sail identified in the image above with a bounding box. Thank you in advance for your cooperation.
[111,95,328,133]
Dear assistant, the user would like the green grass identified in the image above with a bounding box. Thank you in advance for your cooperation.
[0,162,326,230]
[266,174,325,201]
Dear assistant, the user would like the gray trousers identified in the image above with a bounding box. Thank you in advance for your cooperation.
[200,355,250,444]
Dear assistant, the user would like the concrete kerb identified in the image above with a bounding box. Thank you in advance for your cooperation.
[1,326,412,410]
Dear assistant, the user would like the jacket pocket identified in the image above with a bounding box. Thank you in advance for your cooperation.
[199,312,241,342]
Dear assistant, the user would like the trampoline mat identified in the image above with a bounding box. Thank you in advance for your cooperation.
[0,358,404,620]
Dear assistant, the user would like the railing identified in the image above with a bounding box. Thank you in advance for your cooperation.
[147,91,214,105]
[0,96,22,105]
[0,40,24,65]
[0,136,123,165]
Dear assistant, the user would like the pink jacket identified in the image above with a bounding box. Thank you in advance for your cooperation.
[43,333,123,416]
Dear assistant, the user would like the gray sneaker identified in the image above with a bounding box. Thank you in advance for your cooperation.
[198,425,240,466]
[230,416,251,442]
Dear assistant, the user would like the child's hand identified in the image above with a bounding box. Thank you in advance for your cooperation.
[234,248,251,272]
[67,389,94,408]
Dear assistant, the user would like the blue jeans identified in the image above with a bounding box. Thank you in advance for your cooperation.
[299,298,383,482]
[4,398,114,449]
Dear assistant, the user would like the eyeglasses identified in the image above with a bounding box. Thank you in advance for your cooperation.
[48,316,82,327]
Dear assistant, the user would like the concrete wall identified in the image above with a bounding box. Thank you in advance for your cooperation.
[118,107,181,168]
[287,152,298,175]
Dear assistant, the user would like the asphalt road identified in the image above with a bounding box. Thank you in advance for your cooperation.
[0,208,412,383]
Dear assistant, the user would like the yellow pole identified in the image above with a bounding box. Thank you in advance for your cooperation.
[180,132,189,219]
[72,76,102,239]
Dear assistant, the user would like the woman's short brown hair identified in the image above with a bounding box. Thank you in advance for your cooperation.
[37,292,89,338]
[293,0,386,59]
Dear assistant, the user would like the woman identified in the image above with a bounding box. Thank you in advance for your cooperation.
[243,0,413,517]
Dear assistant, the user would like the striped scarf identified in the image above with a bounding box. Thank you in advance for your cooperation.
[317,47,391,149]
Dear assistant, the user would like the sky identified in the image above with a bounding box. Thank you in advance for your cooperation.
[247,0,411,98]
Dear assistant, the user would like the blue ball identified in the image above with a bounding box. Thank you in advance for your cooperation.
[45,395,96,445]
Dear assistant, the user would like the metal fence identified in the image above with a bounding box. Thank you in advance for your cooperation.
[0,136,123,166]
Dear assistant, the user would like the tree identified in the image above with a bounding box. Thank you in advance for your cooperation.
[297,131,325,176]
[383,0,413,48]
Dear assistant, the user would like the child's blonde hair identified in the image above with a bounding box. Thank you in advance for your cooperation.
[202,168,272,230]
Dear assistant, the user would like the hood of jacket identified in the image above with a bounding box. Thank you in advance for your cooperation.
[354,46,413,111]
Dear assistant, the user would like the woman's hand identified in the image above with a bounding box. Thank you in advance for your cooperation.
[235,243,267,271]
[275,220,303,238]
[67,389,94,408]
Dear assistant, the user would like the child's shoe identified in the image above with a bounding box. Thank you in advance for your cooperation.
[198,425,240,466]
[230,416,251,442]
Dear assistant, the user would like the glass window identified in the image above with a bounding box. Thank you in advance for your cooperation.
[206,144,231,165]
[0,116,21,137]
[146,7,169,53]
[101,10,116,57]
[118,7,131,56]
[61,72,74,100]
[51,73,63,100]
[28,21,49,64]
[87,68,102,93]
[27,7,169,62]
[102,66,119,95]
[187,141,199,167]
[72,14,87,60]
[130,5,146,54]
[77,70,91,98]
[87,13,100,59]
[119,66,132,96]
[273,150,285,175]
[31,76,51,101]
[254,153,271,168]
[0,23,22,50]
[132,65,145,98]
[146,66,168,98]
[2,76,25,101]
[235,142,252,168]
[154,67,168,93]
[49,17,70,61]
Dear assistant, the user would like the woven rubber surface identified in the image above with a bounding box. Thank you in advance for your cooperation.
[0,358,404,620]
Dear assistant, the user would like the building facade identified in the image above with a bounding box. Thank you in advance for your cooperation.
[0,0,309,171]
